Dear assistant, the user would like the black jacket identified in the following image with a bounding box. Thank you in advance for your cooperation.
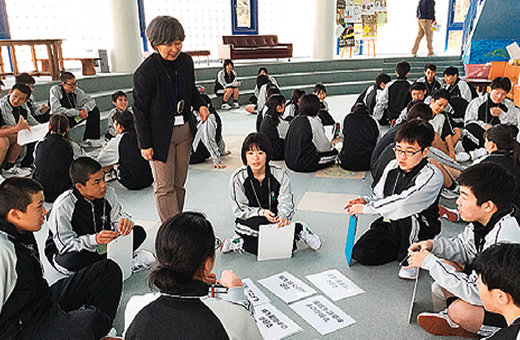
[417,0,435,20]
[133,52,206,162]
[339,108,379,171]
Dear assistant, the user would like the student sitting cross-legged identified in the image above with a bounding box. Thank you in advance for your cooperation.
[407,162,520,338]
[345,119,443,279]
[473,243,520,340]
[259,94,287,161]
[0,178,122,339]
[124,212,263,339]
[45,157,149,274]
[284,94,338,172]
[222,132,321,254]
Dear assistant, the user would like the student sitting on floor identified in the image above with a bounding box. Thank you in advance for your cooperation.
[443,66,478,128]
[223,132,321,254]
[46,157,149,274]
[97,111,154,189]
[415,63,442,97]
[428,89,462,161]
[215,59,240,110]
[356,73,391,116]
[313,83,336,127]
[374,61,413,125]
[346,119,443,279]
[15,72,50,123]
[190,105,230,169]
[0,83,39,178]
[407,162,520,338]
[33,114,87,202]
[245,74,275,115]
[283,89,305,121]
[248,67,278,105]
[284,94,338,172]
[49,72,103,147]
[259,94,287,161]
[474,243,520,340]
[255,85,281,132]
[106,90,133,140]
[462,77,519,160]
[339,103,379,171]
[0,177,122,339]
[393,82,428,126]
[124,212,263,339]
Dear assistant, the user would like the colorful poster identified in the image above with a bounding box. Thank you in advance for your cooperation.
[361,0,375,14]
[377,11,387,25]
[337,0,346,26]
[339,24,355,48]
[362,14,377,38]
[344,0,362,23]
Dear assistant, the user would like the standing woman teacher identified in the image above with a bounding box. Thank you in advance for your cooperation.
[133,16,209,222]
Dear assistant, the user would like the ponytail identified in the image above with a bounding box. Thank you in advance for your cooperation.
[265,94,285,126]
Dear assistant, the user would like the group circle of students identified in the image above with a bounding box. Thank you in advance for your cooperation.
[3,20,520,338]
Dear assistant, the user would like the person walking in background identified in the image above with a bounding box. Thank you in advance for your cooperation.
[411,0,436,57]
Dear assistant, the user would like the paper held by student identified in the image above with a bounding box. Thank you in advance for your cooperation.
[17,122,49,146]
[107,229,134,281]
[257,223,295,261]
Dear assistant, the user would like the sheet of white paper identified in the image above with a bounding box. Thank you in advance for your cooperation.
[255,303,303,340]
[506,42,520,59]
[258,271,316,303]
[324,125,334,142]
[290,295,356,335]
[107,230,134,281]
[17,123,49,146]
[306,269,364,301]
[257,223,294,261]
[242,278,270,307]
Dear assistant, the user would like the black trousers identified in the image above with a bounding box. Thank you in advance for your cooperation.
[189,143,210,164]
[352,216,438,265]
[462,123,485,152]
[23,259,122,340]
[67,106,101,140]
[236,216,302,255]
[55,225,146,272]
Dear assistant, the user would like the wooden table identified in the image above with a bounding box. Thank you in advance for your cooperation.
[0,39,64,80]
[39,57,101,76]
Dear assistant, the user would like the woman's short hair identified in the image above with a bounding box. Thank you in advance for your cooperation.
[223,59,234,69]
[149,212,216,293]
[240,132,273,165]
[146,16,185,49]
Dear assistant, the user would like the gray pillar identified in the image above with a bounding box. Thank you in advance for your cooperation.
[313,0,336,60]
[108,0,143,73]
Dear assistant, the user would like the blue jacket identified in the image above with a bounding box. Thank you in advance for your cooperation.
[417,0,435,21]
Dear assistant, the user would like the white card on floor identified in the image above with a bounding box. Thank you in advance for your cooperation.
[17,122,49,145]
[290,295,356,335]
[255,303,303,340]
[258,271,316,303]
[257,223,294,261]
[306,269,364,301]
[242,278,270,306]
[107,230,134,281]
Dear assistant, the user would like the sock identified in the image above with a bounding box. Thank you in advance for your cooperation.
[447,181,457,191]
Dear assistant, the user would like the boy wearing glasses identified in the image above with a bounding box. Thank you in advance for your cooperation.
[49,71,103,147]
[345,119,443,279]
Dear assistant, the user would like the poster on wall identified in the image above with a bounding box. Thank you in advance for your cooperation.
[375,0,387,25]
[362,14,377,38]
[337,0,346,26]
[339,24,355,48]
[344,0,362,23]
[361,0,375,15]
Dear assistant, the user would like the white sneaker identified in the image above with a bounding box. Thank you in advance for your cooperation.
[455,152,470,163]
[80,139,105,148]
[417,310,476,338]
[469,147,487,161]
[440,187,459,200]
[398,266,418,280]
[2,166,32,178]
[132,249,156,272]
[232,102,240,109]
[221,235,245,253]
[298,223,321,250]
[221,103,232,110]
[105,169,117,182]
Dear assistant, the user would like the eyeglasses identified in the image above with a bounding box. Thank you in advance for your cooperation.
[64,82,77,87]
[215,237,222,251]
[393,146,423,157]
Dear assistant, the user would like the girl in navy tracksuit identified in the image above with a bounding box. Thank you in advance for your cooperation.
[96,111,153,190]
[33,113,87,202]
[259,94,288,160]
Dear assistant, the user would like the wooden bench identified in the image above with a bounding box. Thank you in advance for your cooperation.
[184,50,210,65]
[39,57,101,76]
